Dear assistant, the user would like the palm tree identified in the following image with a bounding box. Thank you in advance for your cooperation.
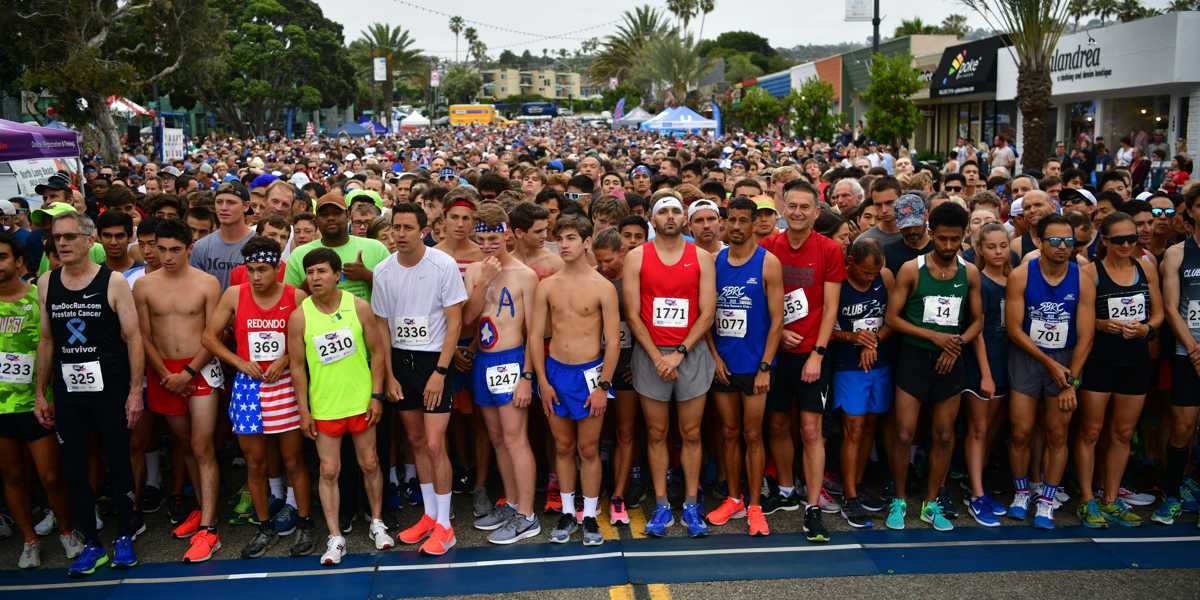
[961,0,1072,172]
[590,5,672,87]
[1116,0,1154,22]
[940,14,970,36]
[1092,0,1118,23]
[635,33,712,106]
[695,0,716,41]
[449,16,464,62]
[360,23,422,115]
[666,0,699,34]
[1167,0,1198,12]
[893,17,939,37]
[1068,0,1092,30]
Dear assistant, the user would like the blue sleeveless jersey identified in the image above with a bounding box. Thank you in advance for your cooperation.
[832,274,890,372]
[713,246,773,374]
[1022,258,1080,351]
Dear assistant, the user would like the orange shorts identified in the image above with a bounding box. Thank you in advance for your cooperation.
[147,358,218,416]
[316,413,371,437]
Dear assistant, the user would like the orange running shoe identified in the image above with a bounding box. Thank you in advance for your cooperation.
[747,505,770,537]
[399,515,437,545]
[183,529,221,562]
[419,524,456,556]
[706,497,747,526]
[172,510,202,539]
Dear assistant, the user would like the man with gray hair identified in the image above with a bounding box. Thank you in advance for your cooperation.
[830,178,865,214]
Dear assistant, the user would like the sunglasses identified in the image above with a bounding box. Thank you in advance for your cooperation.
[1151,207,1176,217]
[944,185,963,192]
[564,192,587,201]
[1046,236,1076,248]
[1105,234,1139,246]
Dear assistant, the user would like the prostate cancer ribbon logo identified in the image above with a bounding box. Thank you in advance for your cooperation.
[66,318,87,344]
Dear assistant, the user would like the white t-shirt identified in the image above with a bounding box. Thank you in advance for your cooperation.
[371,247,468,353]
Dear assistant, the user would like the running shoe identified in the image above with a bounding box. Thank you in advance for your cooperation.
[130,513,147,540]
[400,515,438,544]
[472,488,492,518]
[273,504,298,537]
[1008,489,1033,520]
[369,518,395,550]
[762,490,802,515]
[405,478,422,507]
[1182,477,1200,512]
[803,506,829,543]
[1116,487,1155,507]
[420,524,456,556]
[682,503,709,538]
[34,510,55,536]
[227,488,254,525]
[60,531,85,559]
[921,500,953,532]
[885,498,907,530]
[626,467,646,508]
[182,529,221,563]
[985,494,1008,517]
[18,541,40,569]
[581,516,603,546]
[936,488,958,520]
[474,503,516,532]
[1077,499,1108,529]
[67,543,108,576]
[1030,483,1065,510]
[94,508,104,532]
[859,487,884,513]
[609,496,630,526]
[544,478,563,514]
[168,494,189,525]
[840,496,873,529]
[338,512,355,534]
[141,485,164,514]
[289,521,315,557]
[452,468,472,495]
[823,472,844,496]
[111,535,137,568]
[644,505,674,537]
[172,510,202,539]
[966,496,1000,527]
[0,513,11,539]
[487,513,541,545]
[549,514,578,543]
[747,505,770,536]
[320,535,346,566]
[241,524,277,559]
[1100,500,1143,527]
[817,488,841,514]
[1032,499,1055,530]
[706,497,746,526]
[1152,497,1183,525]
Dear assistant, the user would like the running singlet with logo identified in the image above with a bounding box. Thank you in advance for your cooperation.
[1022,258,1080,351]
[46,266,129,397]
[1175,237,1200,355]
[301,291,371,420]
[233,283,301,433]
[713,246,772,374]
[0,285,40,414]
[902,255,968,351]
[639,241,700,347]
[235,284,299,368]
[760,230,846,354]
[1093,260,1149,365]
[832,273,889,371]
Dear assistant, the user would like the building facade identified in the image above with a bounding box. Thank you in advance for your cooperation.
[481,69,582,101]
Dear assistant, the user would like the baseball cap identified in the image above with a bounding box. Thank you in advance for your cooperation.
[895,193,927,229]
[31,202,76,226]
[438,167,458,180]
[316,191,348,212]
[215,181,250,203]
[248,156,265,169]
[546,160,565,172]
[630,165,652,177]
[344,153,358,162]
[1135,191,1154,201]
[162,166,182,178]
[1059,188,1097,206]
[1009,198,1024,216]
[687,199,720,221]
[34,172,72,195]
[0,199,16,216]
[250,173,279,189]
[752,195,777,214]
[345,189,384,209]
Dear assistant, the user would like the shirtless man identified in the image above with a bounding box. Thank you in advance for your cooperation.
[531,215,620,547]
[132,219,224,563]
[510,202,565,280]
[463,203,542,545]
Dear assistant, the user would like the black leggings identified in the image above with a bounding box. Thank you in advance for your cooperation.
[55,390,135,544]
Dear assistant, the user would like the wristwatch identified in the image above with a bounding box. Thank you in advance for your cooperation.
[433,365,449,376]
[371,392,385,401]
[521,371,535,381]
[675,344,688,355]
[813,346,827,356]
[758,361,772,372]
[598,380,612,391]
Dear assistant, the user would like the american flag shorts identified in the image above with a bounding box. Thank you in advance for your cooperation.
[228,370,301,434]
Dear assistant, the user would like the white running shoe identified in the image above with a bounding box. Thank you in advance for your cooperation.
[320,535,346,566]
[18,541,40,569]
[369,519,394,551]
[1117,487,1155,507]
[818,488,841,514]
[95,508,104,532]
[60,531,85,559]
[34,510,56,537]
[0,513,14,539]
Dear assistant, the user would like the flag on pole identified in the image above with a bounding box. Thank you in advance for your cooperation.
[614,97,626,121]
[711,101,723,138]
[305,122,316,138]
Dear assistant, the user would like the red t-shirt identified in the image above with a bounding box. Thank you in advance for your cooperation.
[228,259,287,288]
[760,230,846,353]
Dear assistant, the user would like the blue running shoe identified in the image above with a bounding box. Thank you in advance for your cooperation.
[885,498,906,530]
[406,478,423,507]
[273,504,298,537]
[967,496,1000,527]
[1032,499,1055,530]
[67,543,109,576]
[1180,480,1199,513]
[111,536,137,568]
[1152,497,1183,525]
[681,503,709,538]
[644,505,674,537]
[985,494,1007,517]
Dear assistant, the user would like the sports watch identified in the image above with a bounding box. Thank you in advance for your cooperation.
[675,344,688,355]
[521,371,535,381]
[813,346,827,356]
[758,362,772,372]
[598,380,613,391]
[433,365,449,376]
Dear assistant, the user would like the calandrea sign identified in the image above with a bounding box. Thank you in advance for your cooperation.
[1049,44,1111,84]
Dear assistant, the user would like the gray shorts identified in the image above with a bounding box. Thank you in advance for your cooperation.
[632,344,715,402]
[1008,346,1072,398]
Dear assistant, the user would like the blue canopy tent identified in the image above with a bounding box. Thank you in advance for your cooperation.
[357,117,389,135]
[329,122,373,137]
[639,106,717,135]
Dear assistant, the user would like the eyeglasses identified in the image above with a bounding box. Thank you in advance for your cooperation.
[1105,234,1139,246]
[1151,207,1176,217]
[52,233,83,242]
[1045,236,1076,248]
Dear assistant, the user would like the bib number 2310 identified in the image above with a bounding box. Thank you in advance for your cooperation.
[315,328,356,364]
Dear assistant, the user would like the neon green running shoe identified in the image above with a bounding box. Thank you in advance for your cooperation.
[1077,499,1108,529]
[1100,500,1143,527]
[921,500,953,532]
[227,488,254,525]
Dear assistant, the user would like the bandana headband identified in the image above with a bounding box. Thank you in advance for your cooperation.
[474,222,508,233]
[245,251,280,265]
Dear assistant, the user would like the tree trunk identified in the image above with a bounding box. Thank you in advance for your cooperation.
[87,98,124,164]
[1016,63,1052,173]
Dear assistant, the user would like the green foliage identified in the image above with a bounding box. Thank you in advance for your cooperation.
[724,54,764,85]
[698,30,792,84]
[786,79,839,142]
[441,65,483,104]
[590,5,673,91]
[601,84,644,112]
[635,34,713,105]
[733,87,783,133]
[698,31,776,57]
[893,18,941,36]
[862,53,922,147]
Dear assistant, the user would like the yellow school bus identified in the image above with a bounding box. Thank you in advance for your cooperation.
[448,104,497,125]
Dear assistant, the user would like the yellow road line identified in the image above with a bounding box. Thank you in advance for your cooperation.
[599,499,619,540]
[608,584,635,600]
[628,504,648,539]
[648,583,672,600]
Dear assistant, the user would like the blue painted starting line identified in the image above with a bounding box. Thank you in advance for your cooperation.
[2,524,1199,598]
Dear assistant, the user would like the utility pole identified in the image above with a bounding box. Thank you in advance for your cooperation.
[872,0,880,54]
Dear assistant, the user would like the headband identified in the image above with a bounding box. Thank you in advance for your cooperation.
[245,251,280,266]
[474,222,508,233]
[652,197,684,215]
[446,198,476,212]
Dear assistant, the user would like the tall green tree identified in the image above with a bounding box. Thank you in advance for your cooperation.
[359,24,421,116]
[962,0,1071,172]
[590,5,672,88]
[1092,0,1118,23]
[862,52,922,147]
[941,14,971,36]
[14,0,225,162]
[1116,0,1155,22]
[725,53,764,84]
[449,16,465,63]
[666,0,699,33]
[734,87,783,133]
[635,33,713,105]
[1068,0,1093,30]
[695,0,717,40]
[894,17,940,37]
[787,79,839,142]
[441,65,482,104]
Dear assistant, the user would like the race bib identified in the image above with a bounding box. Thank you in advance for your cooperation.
[1030,319,1069,350]
[485,363,520,395]
[314,328,356,364]
[782,288,809,325]
[1189,300,1200,329]
[852,317,883,333]
[0,353,34,384]
[922,296,962,327]
[716,308,748,338]
[1107,294,1146,322]
[249,331,285,362]
[62,361,103,393]
[619,322,632,349]
[201,358,224,389]
[652,297,689,328]
[393,316,432,347]
[583,363,614,399]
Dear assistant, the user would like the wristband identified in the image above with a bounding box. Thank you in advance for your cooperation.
[183,365,197,377]
[433,365,449,376]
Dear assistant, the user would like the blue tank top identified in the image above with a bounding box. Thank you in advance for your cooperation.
[713,246,773,374]
[832,273,890,371]
[1022,258,1080,351]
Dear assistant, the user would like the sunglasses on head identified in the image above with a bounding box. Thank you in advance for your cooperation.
[1105,234,1139,246]
[1046,236,1076,248]
[1151,207,1176,217]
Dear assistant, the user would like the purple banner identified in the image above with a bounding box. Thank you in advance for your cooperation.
[0,119,81,162]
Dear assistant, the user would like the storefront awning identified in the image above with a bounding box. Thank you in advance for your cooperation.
[930,36,1008,99]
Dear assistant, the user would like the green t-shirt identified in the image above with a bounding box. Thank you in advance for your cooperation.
[285,236,389,302]
[38,242,106,276]
[0,285,41,414]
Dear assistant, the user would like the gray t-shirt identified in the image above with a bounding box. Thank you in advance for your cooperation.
[857,225,903,248]
[189,229,254,290]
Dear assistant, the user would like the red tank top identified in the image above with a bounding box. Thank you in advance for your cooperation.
[639,241,700,346]
[234,284,299,367]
